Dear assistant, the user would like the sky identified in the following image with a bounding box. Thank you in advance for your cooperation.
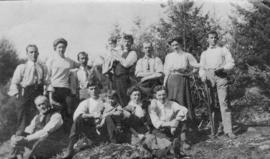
[0,0,250,63]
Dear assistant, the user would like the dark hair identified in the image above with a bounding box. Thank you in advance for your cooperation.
[77,51,88,61]
[127,85,141,97]
[87,78,102,89]
[168,37,183,46]
[122,34,134,44]
[53,38,68,50]
[153,85,168,94]
[207,30,219,39]
[26,44,38,52]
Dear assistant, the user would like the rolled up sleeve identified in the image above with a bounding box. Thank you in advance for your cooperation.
[148,101,163,129]
[26,113,63,141]
[8,65,24,96]
[73,100,88,121]
[223,48,235,70]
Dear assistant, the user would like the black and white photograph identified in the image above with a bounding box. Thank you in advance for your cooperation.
[0,0,269,158]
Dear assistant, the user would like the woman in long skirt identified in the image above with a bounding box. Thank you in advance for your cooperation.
[164,37,199,124]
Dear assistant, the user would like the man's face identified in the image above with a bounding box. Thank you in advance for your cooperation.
[55,43,67,57]
[130,91,141,103]
[35,98,50,114]
[122,39,132,51]
[171,41,180,51]
[88,86,99,98]
[155,90,167,103]
[78,54,88,66]
[106,96,117,107]
[143,43,153,57]
[27,47,39,62]
[207,34,218,47]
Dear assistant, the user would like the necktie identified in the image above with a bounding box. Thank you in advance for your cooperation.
[146,59,150,71]
[33,64,39,86]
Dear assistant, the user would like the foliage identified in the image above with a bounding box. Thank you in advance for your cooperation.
[229,0,270,65]
[0,38,22,85]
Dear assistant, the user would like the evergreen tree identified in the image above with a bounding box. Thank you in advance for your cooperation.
[0,38,21,85]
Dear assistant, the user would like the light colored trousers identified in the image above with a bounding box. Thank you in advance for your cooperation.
[205,71,233,134]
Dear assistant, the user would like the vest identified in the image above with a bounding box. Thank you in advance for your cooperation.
[113,51,134,76]
[33,110,63,140]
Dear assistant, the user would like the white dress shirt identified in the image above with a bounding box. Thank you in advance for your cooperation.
[70,66,100,95]
[135,56,163,77]
[148,99,188,129]
[164,52,199,76]
[46,55,77,89]
[24,112,63,141]
[199,46,235,78]
[73,98,104,121]
[124,101,146,118]
[8,60,45,96]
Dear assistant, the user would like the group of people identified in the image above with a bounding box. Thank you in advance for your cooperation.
[7,30,235,159]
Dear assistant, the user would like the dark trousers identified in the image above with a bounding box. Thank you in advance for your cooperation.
[152,121,187,156]
[16,85,43,135]
[105,115,131,143]
[69,115,104,144]
[51,87,74,131]
[10,133,63,159]
[113,75,130,107]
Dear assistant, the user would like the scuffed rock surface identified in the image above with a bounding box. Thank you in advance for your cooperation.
[72,143,152,159]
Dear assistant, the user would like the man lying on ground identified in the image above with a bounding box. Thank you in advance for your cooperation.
[8,95,64,159]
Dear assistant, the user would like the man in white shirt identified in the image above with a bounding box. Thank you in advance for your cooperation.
[135,42,163,98]
[70,51,102,101]
[8,44,47,136]
[8,95,63,159]
[199,30,235,138]
[62,80,105,159]
[148,85,189,158]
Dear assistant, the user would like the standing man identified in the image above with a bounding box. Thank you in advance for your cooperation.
[135,42,163,98]
[8,44,46,136]
[199,30,236,138]
[111,34,138,106]
[70,51,102,101]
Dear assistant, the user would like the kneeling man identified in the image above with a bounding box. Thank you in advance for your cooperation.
[8,95,63,159]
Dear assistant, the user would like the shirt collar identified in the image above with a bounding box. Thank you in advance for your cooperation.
[156,99,169,108]
[26,60,36,66]
[143,55,152,60]
[128,100,142,107]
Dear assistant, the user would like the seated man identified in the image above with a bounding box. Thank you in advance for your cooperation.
[62,80,105,159]
[135,42,163,98]
[8,95,64,159]
[100,90,130,143]
[148,85,189,158]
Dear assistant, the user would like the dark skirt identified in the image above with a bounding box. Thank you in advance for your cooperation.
[166,74,195,120]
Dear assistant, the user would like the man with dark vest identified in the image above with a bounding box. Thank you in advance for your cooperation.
[8,95,64,159]
[110,34,138,106]
[8,44,47,136]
